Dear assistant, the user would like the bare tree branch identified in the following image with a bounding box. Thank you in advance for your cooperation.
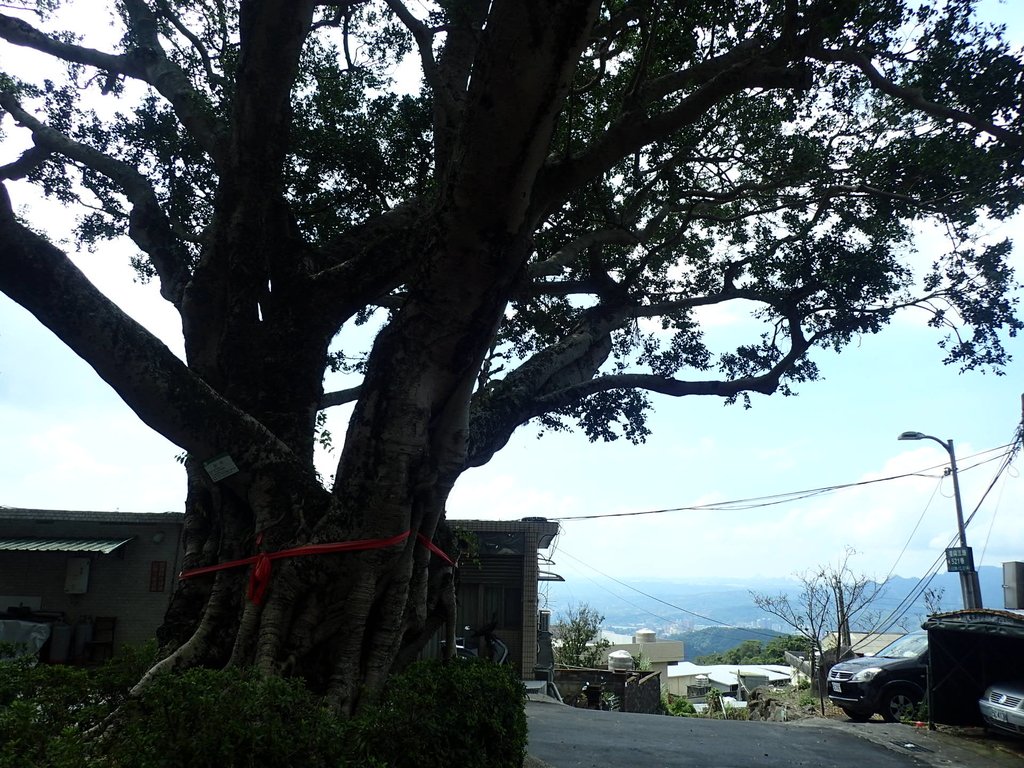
[384,0,458,120]
[153,0,229,91]
[320,385,362,409]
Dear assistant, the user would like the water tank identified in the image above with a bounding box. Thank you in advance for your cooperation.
[634,629,656,644]
[607,649,634,672]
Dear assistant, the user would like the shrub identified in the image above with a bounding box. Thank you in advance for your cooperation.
[664,695,697,717]
[0,649,528,768]
[0,653,353,768]
[0,655,107,768]
[899,700,928,725]
[102,667,351,768]
[798,691,818,708]
[704,687,724,717]
[355,659,527,768]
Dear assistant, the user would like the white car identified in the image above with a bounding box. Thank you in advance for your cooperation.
[979,681,1024,737]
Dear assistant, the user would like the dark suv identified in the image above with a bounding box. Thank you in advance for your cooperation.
[826,632,929,722]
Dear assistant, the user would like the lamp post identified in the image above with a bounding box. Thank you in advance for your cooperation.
[898,431,983,610]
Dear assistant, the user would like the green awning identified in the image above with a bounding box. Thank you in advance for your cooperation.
[0,537,133,554]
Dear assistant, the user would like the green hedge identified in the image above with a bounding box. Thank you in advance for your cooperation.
[106,667,352,768]
[0,651,527,768]
[356,659,527,768]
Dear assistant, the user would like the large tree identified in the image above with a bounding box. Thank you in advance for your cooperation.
[0,0,1021,712]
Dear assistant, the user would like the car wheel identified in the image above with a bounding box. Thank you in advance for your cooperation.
[880,687,920,723]
[840,707,872,722]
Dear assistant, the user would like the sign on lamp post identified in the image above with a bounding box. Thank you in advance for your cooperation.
[944,546,975,574]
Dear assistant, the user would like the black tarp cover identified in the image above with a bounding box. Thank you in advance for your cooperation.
[922,609,1024,726]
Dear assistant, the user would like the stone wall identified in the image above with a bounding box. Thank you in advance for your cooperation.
[554,668,662,714]
[624,671,662,715]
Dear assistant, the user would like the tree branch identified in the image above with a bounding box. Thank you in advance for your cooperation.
[0,182,316,490]
[535,54,811,215]
[530,227,642,277]
[531,320,811,411]
[466,293,814,467]
[320,385,362,409]
[0,8,227,165]
[384,0,458,119]
[816,46,1024,149]
[0,143,50,180]
[153,0,230,92]
[0,92,191,305]
[305,199,425,326]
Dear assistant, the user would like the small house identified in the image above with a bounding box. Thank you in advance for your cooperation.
[0,507,184,660]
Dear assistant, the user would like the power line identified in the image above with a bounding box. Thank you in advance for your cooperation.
[861,430,1023,634]
[547,443,1014,522]
[556,546,782,641]
[545,542,681,629]
[877,475,942,585]
[537,438,1020,645]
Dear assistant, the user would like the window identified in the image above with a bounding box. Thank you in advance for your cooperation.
[149,561,168,592]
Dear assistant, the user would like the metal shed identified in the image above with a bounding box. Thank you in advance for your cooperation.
[922,608,1024,726]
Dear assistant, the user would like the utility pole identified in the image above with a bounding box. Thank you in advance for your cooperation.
[898,432,983,610]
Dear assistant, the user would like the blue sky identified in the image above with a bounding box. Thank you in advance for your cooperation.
[1,2,1022,593]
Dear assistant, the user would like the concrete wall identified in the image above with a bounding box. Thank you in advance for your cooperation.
[0,510,183,653]
[601,639,683,680]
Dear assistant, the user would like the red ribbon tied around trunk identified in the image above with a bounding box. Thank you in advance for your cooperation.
[245,553,273,605]
[180,530,454,606]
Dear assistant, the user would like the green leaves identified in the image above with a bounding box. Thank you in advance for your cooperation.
[554,603,612,668]
[3,0,1023,462]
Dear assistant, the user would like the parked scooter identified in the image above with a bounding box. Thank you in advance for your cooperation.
[455,621,509,665]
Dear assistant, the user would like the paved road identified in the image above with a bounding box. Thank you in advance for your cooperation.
[527,702,935,768]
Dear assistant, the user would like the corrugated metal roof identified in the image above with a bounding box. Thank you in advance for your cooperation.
[0,507,183,524]
[0,537,134,554]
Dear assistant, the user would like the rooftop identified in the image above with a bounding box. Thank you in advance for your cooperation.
[0,507,183,525]
[667,662,794,687]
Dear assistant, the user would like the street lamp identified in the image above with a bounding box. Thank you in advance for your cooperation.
[897,431,983,610]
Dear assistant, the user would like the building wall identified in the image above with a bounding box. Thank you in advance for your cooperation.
[601,639,683,680]
[451,518,559,676]
[664,672,709,698]
[0,510,183,651]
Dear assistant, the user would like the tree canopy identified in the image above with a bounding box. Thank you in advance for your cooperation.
[0,0,1022,710]
[553,603,611,668]
[694,634,807,665]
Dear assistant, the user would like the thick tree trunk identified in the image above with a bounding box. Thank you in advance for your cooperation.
[0,0,603,717]
[151,222,531,711]
[148,1,601,714]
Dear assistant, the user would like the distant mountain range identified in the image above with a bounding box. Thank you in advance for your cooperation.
[544,565,1010,658]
